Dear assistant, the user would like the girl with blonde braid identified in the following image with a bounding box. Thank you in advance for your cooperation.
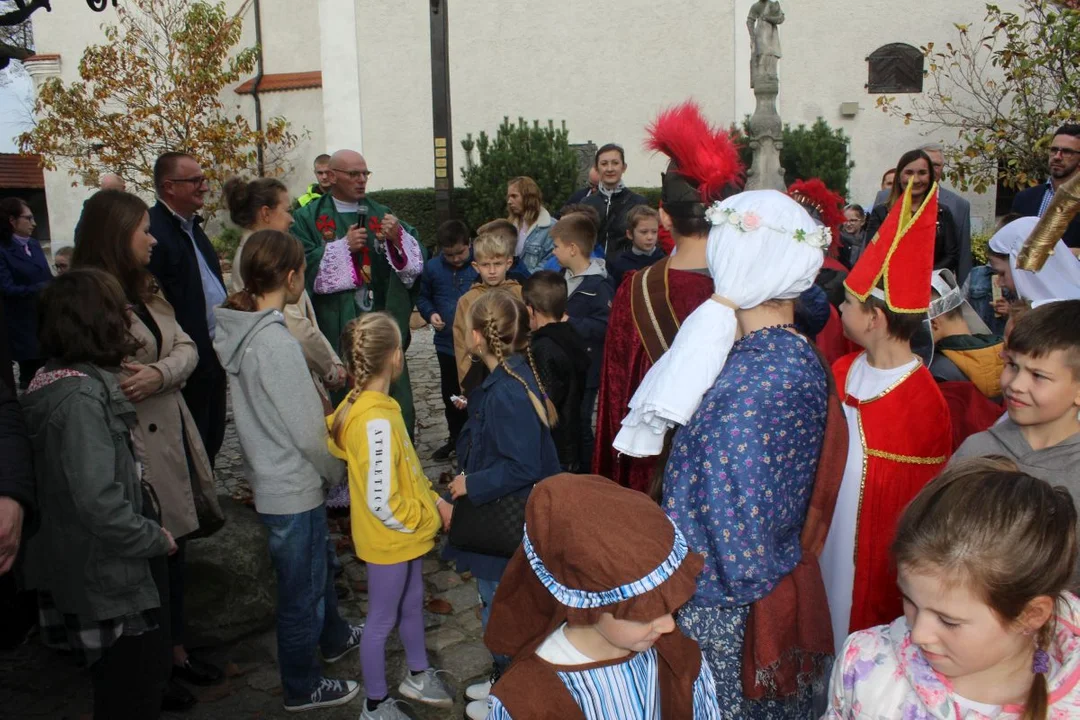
[328,311,454,719]
[445,290,562,718]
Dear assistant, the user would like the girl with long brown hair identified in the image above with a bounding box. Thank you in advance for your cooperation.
[73,189,224,706]
[444,290,561,718]
[825,457,1080,720]
[213,230,362,712]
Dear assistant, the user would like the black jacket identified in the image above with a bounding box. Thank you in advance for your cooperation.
[582,188,648,259]
[146,201,225,381]
[530,322,590,471]
[566,272,614,389]
[1012,183,1080,248]
[0,380,35,533]
[866,202,959,275]
[607,246,665,291]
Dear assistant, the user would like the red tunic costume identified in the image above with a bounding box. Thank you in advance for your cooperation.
[592,260,713,492]
[832,353,951,633]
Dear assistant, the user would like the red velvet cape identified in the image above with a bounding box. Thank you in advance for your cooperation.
[833,352,953,634]
[592,267,714,492]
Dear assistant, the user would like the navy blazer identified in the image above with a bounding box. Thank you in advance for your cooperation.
[146,201,225,379]
[415,254,479,355]
[0,238,52,361]
[1012,183,1080,249]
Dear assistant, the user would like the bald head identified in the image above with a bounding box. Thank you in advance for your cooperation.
[328,149,370,202]
[99,173,126,192]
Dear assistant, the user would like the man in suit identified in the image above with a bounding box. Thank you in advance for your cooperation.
[1011,123,1080,250]
[874,143,972,283]
[146,152,228,466]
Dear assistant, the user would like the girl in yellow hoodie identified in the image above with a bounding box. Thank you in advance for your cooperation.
[328,312,455,719]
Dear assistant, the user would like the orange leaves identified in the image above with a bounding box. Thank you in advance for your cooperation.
[19,0,298,214]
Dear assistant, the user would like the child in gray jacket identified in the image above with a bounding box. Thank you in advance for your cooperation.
[214,230,361,712]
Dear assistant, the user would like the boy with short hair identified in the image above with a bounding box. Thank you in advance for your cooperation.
[820,182,952,652]
[452,232,523,394]
[952,299,1080,504]
[927,268,1004,399]
[417,219,478,460]
[522,271,591,471]
[550,213,613,464]
[607,205,665,289]
[479,218,530,282]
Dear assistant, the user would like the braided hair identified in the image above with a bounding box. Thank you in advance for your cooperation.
[468,289,557,428]
[330,312,402,446]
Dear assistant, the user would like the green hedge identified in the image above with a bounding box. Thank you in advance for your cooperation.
[367,187,663,248]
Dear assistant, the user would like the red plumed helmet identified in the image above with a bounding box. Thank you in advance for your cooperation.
[645,101,744,205]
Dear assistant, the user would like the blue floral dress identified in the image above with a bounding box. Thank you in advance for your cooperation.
[664,327,829,719]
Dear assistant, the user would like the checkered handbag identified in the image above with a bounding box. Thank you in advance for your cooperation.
[448,491,529,558]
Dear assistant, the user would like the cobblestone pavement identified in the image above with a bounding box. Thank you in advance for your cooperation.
[0,325,489,720]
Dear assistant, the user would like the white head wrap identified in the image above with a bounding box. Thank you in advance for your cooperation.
[988,216,1080,307]
[613,190,828,458]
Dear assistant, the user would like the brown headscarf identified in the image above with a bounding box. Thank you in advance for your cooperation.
[485,474,706,718]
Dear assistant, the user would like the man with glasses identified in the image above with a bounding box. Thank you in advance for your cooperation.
[1012,123,1080,249]
[146,152,228,467]
[292,149,425,435]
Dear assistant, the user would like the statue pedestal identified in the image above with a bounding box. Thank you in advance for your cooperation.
[746,84,786,192]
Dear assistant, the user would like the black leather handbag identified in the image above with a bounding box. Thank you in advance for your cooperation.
[448,491,529,558]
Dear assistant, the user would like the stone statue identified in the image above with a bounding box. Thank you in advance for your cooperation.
[747,0,785,91]
[745,0,786,191]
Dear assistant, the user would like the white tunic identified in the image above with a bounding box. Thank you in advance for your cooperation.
[819,354,921,653]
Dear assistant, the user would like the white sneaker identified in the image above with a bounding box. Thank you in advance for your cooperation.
[397,667,453,708]
[359,697,411,720]
[465,698,490,720]
[465,677,492,702]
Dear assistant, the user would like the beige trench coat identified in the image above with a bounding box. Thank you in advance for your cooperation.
[122,293,222,539]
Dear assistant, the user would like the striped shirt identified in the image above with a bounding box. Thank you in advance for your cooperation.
[487,645,723,719]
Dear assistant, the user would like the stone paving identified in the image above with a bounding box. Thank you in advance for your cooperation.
[0,324,489,720]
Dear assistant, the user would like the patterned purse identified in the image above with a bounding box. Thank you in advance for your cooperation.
[448,491,529,558]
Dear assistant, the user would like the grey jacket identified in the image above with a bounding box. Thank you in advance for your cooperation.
[213,306,344,515]
[952,418,1080,505]
[20,364,170,621]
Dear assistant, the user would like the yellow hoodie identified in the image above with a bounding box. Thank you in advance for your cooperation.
[327,391,441,564]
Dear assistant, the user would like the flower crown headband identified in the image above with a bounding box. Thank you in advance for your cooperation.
[704,201,831,251]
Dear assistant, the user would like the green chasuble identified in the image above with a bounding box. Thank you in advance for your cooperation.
[292,193,426,435]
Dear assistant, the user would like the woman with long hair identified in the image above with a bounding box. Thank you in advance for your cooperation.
[0,197,52,388]
[506,176,555,273]
[222,177,346,406]
[73,189,225,709]
[865,149,959,274]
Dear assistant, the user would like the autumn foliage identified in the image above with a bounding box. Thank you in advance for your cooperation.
[19,0,298,210]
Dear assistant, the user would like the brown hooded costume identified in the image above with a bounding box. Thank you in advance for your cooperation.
[484,474,716,718]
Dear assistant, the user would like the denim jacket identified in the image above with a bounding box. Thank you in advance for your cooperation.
[448,354,560,580]
[519,208,556,274]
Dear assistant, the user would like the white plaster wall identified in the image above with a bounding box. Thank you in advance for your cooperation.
[734,0,1003,229]
[448,0,738,192]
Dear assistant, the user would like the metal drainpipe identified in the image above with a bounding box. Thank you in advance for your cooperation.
[252,0,265,175]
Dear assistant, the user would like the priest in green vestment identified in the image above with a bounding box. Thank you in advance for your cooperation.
[292,149,426,435]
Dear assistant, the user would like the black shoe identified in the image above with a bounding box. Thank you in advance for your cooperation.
[173,656,224,686]
[162,678,197,712]
[432,441,456,461]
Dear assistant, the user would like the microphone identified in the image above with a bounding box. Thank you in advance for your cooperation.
[356,203,369,232]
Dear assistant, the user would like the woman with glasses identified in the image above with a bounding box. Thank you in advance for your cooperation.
[838,203,867,269]
[0,197,53,389]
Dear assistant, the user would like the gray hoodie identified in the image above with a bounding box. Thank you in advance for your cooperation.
[952,418,1080,505]
[213,307,344,515]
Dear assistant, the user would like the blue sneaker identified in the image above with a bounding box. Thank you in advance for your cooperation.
[283,677,360,712]
[323,622,364,663]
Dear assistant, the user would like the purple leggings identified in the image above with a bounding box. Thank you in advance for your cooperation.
[361,558,429,699]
